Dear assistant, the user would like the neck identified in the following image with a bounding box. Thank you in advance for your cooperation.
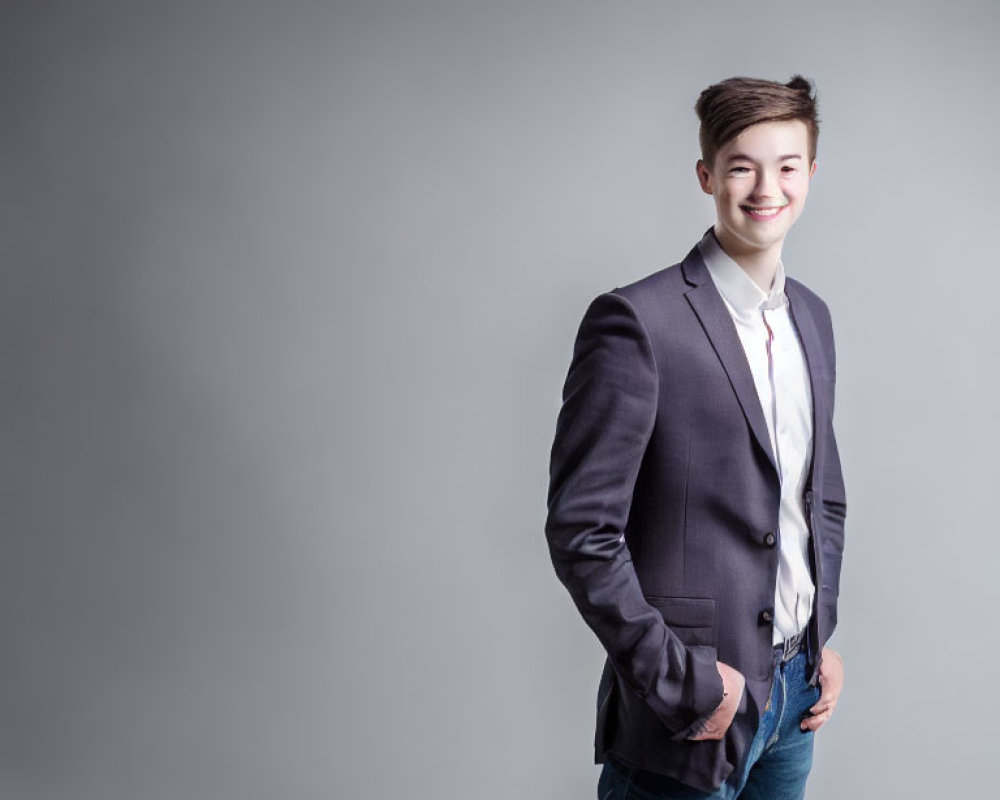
[714,226,782,292]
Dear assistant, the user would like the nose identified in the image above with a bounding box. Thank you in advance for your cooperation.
[752,168,780,202]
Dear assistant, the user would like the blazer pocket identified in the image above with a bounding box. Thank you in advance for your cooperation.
[645,595,716,648]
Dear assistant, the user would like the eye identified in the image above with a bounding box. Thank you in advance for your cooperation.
[729,166,751,175]
[781,165,797,174]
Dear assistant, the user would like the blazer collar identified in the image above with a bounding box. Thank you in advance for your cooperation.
[682,232,778,473]
[698,228,788,317]
[680,228,715,288]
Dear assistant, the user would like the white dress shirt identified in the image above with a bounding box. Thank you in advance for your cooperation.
[698,230,815,644]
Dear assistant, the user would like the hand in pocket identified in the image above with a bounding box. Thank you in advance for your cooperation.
[688,661,746,741]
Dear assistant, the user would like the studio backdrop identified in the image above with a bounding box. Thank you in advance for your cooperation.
[2,1,997,798]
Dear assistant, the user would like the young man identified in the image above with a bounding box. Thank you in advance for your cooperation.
[545,76,847,799]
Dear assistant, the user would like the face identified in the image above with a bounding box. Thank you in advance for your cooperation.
[696,119,816,262]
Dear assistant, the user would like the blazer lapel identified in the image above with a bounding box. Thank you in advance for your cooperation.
[681,245,778,474]
[784,280,829,489]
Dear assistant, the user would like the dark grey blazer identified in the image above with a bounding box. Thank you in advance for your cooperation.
[545,237,847,792]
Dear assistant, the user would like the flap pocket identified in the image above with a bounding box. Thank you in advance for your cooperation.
[645,596,715,647]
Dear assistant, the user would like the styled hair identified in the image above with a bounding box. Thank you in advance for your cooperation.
[695,75,819,168]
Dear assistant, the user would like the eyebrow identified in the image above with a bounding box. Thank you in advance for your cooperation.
[726,153,805,163]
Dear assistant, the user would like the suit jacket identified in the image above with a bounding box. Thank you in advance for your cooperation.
[545,237,847,792]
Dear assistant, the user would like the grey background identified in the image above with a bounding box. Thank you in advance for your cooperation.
[2,1,997,797]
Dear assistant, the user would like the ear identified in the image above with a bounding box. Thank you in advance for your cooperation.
[808,160,817,178]
[696,159,714,195]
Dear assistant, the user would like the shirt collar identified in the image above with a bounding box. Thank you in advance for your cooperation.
[697,228,787,316]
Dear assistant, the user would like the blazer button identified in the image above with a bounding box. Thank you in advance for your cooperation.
[764,532,776,547]
[759,609,774,626]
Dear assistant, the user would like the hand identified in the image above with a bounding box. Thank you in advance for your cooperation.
[688,661,745,741]
[801,647,843,732]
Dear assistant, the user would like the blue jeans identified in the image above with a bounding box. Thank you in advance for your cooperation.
[598,652,821,800]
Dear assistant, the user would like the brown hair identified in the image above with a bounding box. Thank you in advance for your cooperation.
[695,75,819,168]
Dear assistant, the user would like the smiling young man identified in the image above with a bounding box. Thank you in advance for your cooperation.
[545,76,847,799]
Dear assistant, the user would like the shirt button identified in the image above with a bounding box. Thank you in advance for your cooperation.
[759,609,774,626]
[764,532,776,547]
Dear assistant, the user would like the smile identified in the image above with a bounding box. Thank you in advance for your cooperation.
[740,204,788,221]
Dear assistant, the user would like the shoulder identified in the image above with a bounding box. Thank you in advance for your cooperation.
[601,262,689,323]
[576,236,702,332]
[571,262,688,359]
[614,261,687,302]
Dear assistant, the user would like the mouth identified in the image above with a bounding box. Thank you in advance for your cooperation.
[740,204,789,221]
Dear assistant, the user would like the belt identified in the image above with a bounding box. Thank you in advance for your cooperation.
[775,629,806,663]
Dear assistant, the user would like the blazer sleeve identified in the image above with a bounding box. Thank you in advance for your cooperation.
[545,291,724,736]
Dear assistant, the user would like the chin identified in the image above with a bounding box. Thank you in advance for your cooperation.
[738,218,792,242]
[729,222,780,243]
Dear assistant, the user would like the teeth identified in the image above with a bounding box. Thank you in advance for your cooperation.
[743,205,785,217]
